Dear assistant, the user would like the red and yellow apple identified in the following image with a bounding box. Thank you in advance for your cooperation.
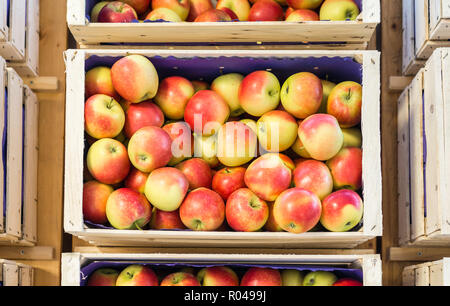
[333,278,363,286]
[84,94,125,139]
[163,121,193,166]
[187,0,214,21]
[264,202,284,232]
[121,0,152,15]
[116,265,158,286]
[303,271,337,286]
[241,268,282,286]
[285,9,319,21]
[161,272,200,286]
[83,181,114,225]
[152,0,191,20]
[216,0,251,21]
[154,76,195,120]
[327,81,362,128]
[197,266,239,286]
[293,159,333,200]
[85,66,120,101]
[257,110,298,152]
[91,1,111,22]
[145,7,183,21]
[286,0,323,9]
[194,9,232,21]
[124,168,149,193]
[149,208,186,229]
[219,7,239,20]
[248,0,284,21]
[87,268,120,286]
[317,79,336,113]
[212,167,246,201]
[124,100,164,138]
[342,128,362,148]
[319,0,360,21]
[98,1,138,22]
[175,158,212,189]
[326,147,362,190]
[193,133,219,167]
[211,73,245,117]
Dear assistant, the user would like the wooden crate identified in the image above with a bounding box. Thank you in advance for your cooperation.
[402,0,450,76]
[0,57,38,246]
[61,253,382,286]
[67,0,380,48]
[0,259,33,286]
[402,258,450,286]
[0,0,39,77]
[64,49,382,249]
[397,48,450,247]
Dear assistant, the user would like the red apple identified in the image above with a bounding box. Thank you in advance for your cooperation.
[121,0,151,15]
[84,94,125,139]
[179,188,225,231]
[226,188,269,232]
[124,100,164,138]
[91,1,111,22]
[161,272,200,286]
[264,202,284,232]
[98,1,138,22]
[87,138,130,185]
[111,54,159,103]
[150,208,186,229]
[285,9,319,21]
[83,181,114,225]
[293,159,333,200]
[273,187,322,233]
[175,158,212,189]
[197,267,239,286]
[212,167,246,201]
[241,268,282,286]
[184,90,230,136]
[163,122,193,166]
[286,0,323,10]
[326,147,362,190]
[320,189,363,232]
[116,265,159,286]
[87,268,120,286]
[152,0,191,20]
[124,168,149,193]
[285,7,294,18]
[85,66,120,101]
[154,76,195,120]
[187,0,214,21]
[127,126,172,173]
[333,278,363,286]
[248,0,284,21]
[194,9,232,21]
[219,7,239,20]
[106,188,152,230]
[244,153,294,201]
[216,0,250,21]
[145,7,183,21]
[257,110,298,152]
[327,81,362,128]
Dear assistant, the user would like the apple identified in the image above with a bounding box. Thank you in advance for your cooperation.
[320,189,363,232]
[244,153,294,201]
[150,207,186,229]
[303,271,338,286]
[179,188,225,231]
[127,126,172,173]
[291,135,312,159]
[106,188,152,230]
[193,133,219,168]
[124,100,164,138]
[161,272,201,286]
[317,79,336,113]
[281,269,304,286]
[91,1,111,22]
[298,114,344,161]
[273,187,322,233]
[212,167,246,201]
[226,188,269,232]
[87,138,130,185]
[217,121,258,167]
[326,147,362,190]
[240,118,258,134]
[293,159,333,200]
[285,9,319,21]
[163,122,193,166]
[175,158,212,189]
[84,94,125,139]
[248,0,284,21]
[194,9,232,22]
[124,168,149,193]
[187,0,214,21]
[144,167,189,212]
[333,278,363,286]
[111,54,159,103]
[327,81,362,128]
[342,128,362,148]
[264,202,284,232]
[98,1,138,22]
[87,268,120,286]
[121,0,151,15]
[85,66,120,101]
[241,268,282,286]
[211,73,245,117]
[83,181,114,225]
[152,0,191,20]
[219,7,239,20]
[239,71,281,117]
[319,0,360,21]
[280,72,323,119]
[184,90,230,136]
[286,0,323,10]
[197,267,239,286]
[154,76,195,120]
[257,110,298,152]
[116,265,159,286]
[285,7,294,18]
[216,0,250,21]
[145,7,183,21]
[191,80,210,92]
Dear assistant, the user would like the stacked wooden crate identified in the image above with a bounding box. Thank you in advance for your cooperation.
[0,259,33,286]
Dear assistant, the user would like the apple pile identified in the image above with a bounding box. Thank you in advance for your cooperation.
[83,54,364,234]
[87,264,363,286]
[91,0,361,23]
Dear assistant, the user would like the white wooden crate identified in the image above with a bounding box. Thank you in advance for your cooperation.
[64,49,382,249]
[403,258,450,286]
[61,253,382,286]
[0,259,33,286]
[67,0,379,48]
[398,48,450,246]
[0,0,39,77]
[403,0,450,76]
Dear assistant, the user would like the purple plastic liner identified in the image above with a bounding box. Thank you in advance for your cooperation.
[6,0,9,27]
[80,260,364,286]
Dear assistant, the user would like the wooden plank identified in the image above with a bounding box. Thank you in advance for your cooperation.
[19,265,33,286]
[414,0,429,58]
[429,0,450,40]
[0,56,5,233]
[3,262,18,286]
[389,247,450,261]
[390,76,413,91]
[0,0,6,42]
[402,0,416,75]
[415,265,430,286]
[429,261,444,286]
[402,266,415,286]
[0,0,26,61]
[0,246,54,260]
[444,258,450,286]
[23,76,59,91]
[441,48,450,236]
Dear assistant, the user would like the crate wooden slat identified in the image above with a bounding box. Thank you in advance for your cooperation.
[0,259,33,286]
[397,47,450,246]
[64,49,382,249]
[0,0,7,42]
[0,0,26,61]
[61,253,382,286]
[67,0,380,47]
[402,258,450,286]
